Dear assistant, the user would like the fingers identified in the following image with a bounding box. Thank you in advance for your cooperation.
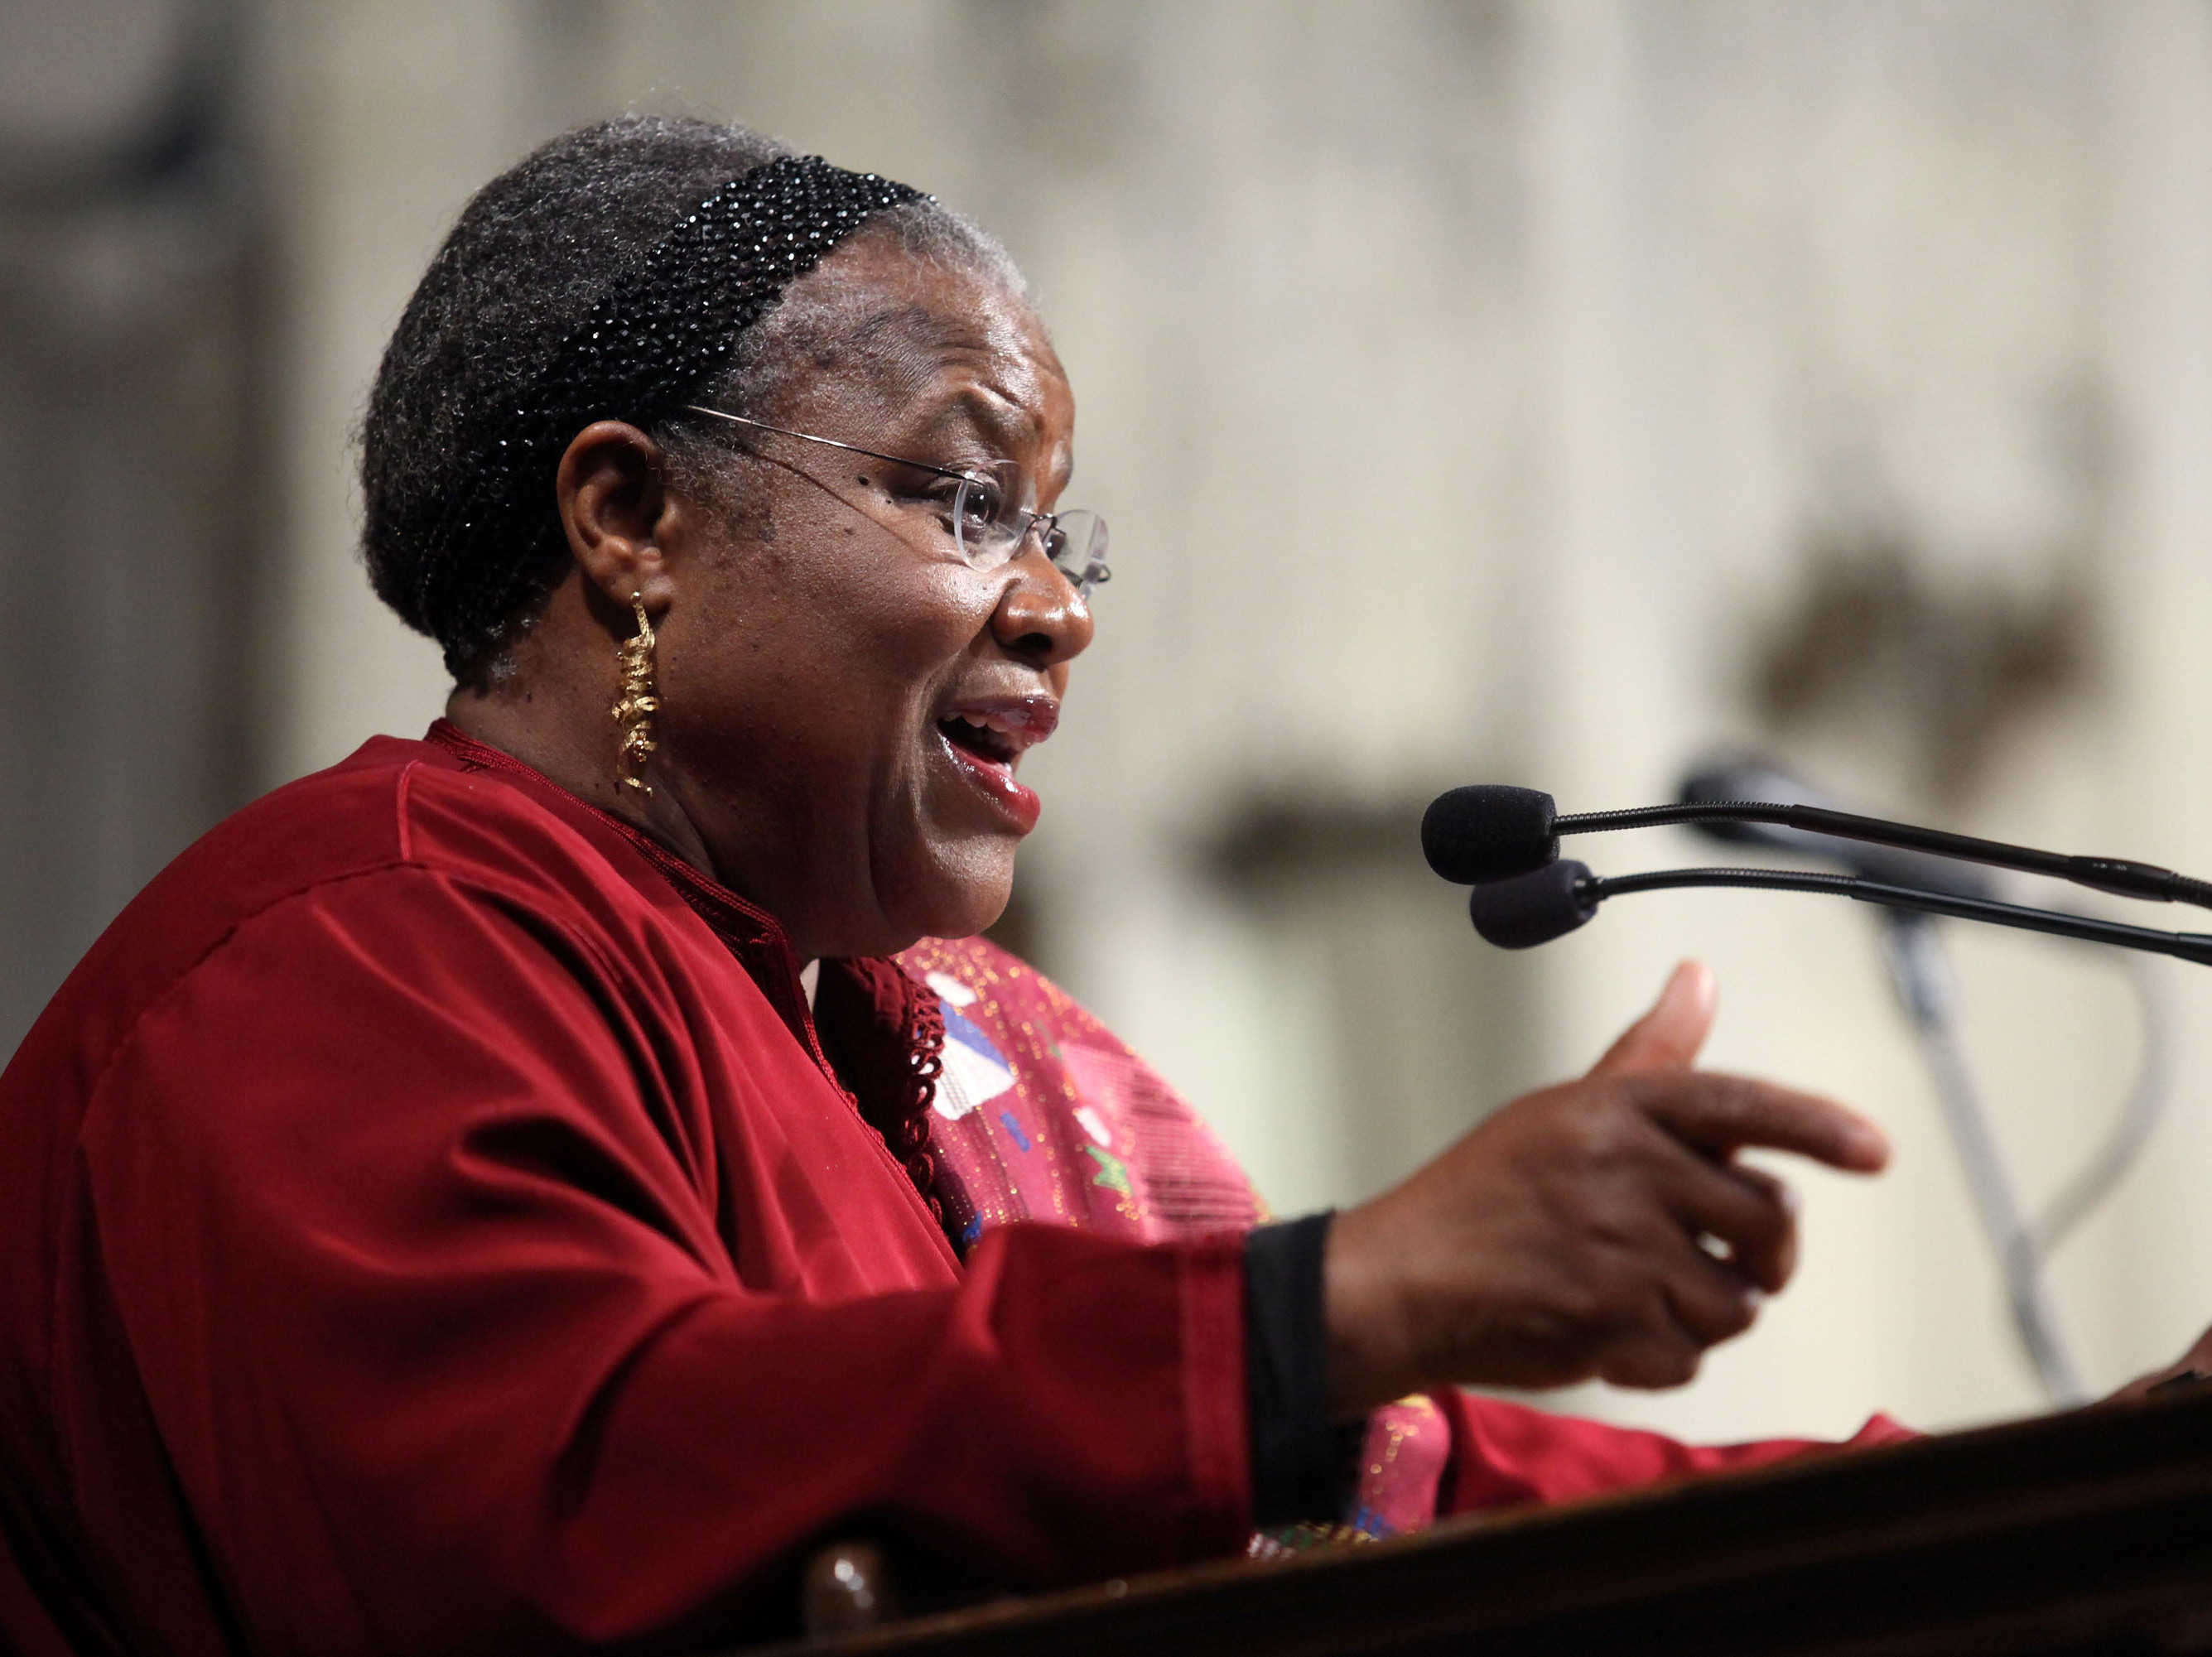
[1590,961,1717,1077]
[1599,1181,1771,1381]
[1592,1248,1755,1390]
[1580,1090,1824,1387]
[1665,1158,1800,1292]
[1728,1161,1799,1213]
[1323,1054,1882,1406]
[1599,1320,1705,1390]
[1635,1071,1891,1173]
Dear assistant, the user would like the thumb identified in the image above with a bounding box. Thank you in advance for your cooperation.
[1591,960,1717,1077]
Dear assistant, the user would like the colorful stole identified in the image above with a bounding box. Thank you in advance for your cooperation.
[897,935,1451,1544]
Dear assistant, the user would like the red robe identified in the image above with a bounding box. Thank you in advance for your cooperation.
[0,728,1907,1655]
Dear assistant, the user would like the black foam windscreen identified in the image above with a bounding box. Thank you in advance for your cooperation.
[1421,786,1560,884]
[1467,860,1599,949]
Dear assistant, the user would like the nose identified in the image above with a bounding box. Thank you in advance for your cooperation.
[990,546,1094,667]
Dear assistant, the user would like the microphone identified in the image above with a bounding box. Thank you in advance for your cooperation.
[1466,860,2212,966]
[1420,784,1559,884]
[1466,860,1596,948]
[1424,783,2212,913]
[1677,757,1993,902]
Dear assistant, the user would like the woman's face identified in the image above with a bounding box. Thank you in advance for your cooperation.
[652,233,1092,961]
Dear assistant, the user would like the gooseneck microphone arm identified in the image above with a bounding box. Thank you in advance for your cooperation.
[1467,857,2212,966]
[1584,866,2212,966]
[1558,801,2212,911]
[1444,761,2187,1407]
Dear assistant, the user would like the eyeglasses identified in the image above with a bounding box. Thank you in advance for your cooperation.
[680,404,1111,598]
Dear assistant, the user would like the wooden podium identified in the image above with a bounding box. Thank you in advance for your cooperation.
[761,1387,2212,1655]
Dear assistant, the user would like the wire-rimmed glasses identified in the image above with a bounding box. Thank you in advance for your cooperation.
[680,404,1111,598]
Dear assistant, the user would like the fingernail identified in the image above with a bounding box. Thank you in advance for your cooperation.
[1679,959,1716,1013]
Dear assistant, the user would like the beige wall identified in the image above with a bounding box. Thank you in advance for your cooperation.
[253,0,2212,1439]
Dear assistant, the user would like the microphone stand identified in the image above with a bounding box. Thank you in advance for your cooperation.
[1440,777,2195,1401]
[1877,913,2083,1403]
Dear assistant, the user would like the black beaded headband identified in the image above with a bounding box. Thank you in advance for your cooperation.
[418,152,928,674]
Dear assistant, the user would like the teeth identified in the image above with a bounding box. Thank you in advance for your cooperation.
[952,710,1019,735]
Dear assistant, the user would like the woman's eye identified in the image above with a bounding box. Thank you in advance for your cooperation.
[957,481,1003,525]
[904,476,963,522]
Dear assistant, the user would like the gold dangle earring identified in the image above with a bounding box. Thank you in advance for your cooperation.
[611,594,660,794]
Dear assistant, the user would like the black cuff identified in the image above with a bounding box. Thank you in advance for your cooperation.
[1245,1213,1363,1526]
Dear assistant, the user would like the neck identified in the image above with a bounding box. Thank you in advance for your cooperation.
[443,694,831,990]
[444,673,722,884]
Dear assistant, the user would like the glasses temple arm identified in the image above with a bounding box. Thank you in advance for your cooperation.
[679,405,975,486]
[685,404,1092,571]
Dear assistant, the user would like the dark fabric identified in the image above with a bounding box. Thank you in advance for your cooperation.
[1245,1213,1360,1525]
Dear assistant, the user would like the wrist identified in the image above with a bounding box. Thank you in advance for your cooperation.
[1322,1202,1420,1415]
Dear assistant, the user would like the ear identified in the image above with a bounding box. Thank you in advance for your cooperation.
[555,420,679,618]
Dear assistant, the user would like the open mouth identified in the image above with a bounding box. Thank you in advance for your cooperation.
[932,696,1058,831]
[937,712,1022,768]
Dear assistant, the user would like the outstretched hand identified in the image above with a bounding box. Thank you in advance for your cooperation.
[1323,961,1891,1415]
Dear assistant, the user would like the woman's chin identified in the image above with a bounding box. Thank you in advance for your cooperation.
[912,881,1015,946]
[879,844,1017,947]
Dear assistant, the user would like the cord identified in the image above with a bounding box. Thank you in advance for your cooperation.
[1874,913,2171,1404]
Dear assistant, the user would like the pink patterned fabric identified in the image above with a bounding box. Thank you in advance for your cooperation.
[899,934,1451,1539]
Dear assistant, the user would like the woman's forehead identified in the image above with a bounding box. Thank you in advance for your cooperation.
[782,242,1066,435]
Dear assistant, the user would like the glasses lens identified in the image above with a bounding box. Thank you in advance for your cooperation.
[953,464,1111,599]
[952,460,1029,568]
[1045,511,1110,596]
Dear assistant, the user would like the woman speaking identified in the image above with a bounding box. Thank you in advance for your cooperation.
[0,116,1926,1654]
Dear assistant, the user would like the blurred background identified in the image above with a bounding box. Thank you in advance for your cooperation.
[7,0,2212,1442]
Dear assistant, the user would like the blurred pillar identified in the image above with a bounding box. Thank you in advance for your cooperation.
[251,0,568,785]
[0,0,264,1053]
[2089,0,2212,1372]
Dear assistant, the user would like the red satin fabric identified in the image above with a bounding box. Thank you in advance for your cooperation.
[0,728,1906,1655]
[0,734,1248,1655]
[1439,1391,1916,1511]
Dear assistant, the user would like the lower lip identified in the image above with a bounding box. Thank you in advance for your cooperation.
[937,731,1042,832]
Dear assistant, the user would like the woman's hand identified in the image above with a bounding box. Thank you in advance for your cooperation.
[1323,961,1891,1415]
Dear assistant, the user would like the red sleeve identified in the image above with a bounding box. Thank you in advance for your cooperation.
[1436,1389,1918,1513]
[75,869,1249,1654]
